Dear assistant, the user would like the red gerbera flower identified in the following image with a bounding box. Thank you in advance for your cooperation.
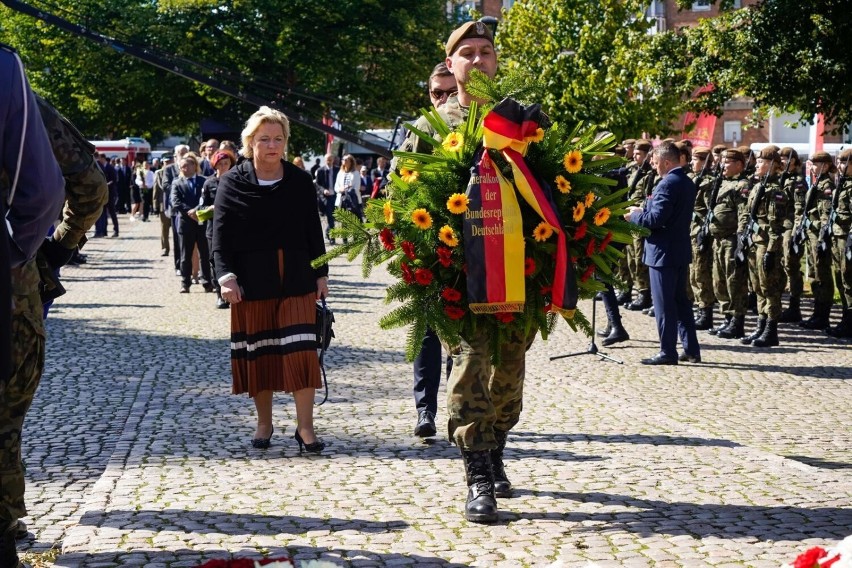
[580,264,595,282]
[494,312,515,323]
[401,261,414,284]
[401,240,416,260]
[791,547,829,568]
[436,246,453,267]
[573,221,587,240]
[441,287,462,302]
[379,228,395,251]
[585,237,597,258]
[415,268,433,286]
[444,305,466,320]
[542,302,552,313]
[540,285,552,295]
[599,231,613,252]
[524,257,536,276]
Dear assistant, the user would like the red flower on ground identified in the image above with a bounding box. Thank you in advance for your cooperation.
[441,287,462,302]
[792,547,829,568]
[444,305,466,320]
[542,302,552,313]
[585,237,597,258]
[379,228,395,251]
[436,246,453,267]
[524,257,536,275]
[494,312,515,323]
[401,261,414,284]
[580,264,595,282]
[401,240,416,260]
[599,231,613,252]
[573,221,587,240]
[415,268,433,286]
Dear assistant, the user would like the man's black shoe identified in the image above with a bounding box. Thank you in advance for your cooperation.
[180,286,190,294]
[414,410,437,438]
[641,354,678,365]
[678,352,701,363]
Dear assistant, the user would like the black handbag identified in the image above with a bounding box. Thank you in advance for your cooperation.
[315,299,334,405]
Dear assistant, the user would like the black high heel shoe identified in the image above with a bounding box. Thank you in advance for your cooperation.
[251,425,274,449]
[294,429,325,454]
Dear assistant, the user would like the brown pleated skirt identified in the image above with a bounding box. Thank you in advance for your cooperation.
[229,290,321,397]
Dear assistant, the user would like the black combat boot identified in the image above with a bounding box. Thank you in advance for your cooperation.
[717,314,745,339]
[602,324,630,347]
[752,319,779,347]
[461,450,498,523]
[708,314,731,336]
[800,302,832,330]
[693,307,714,331]
[596,322,612,338]
[778,296,801,323]
[826,309,852,339]
[616,291,632,306]
[626,290,652,311]
[0,521,24,568]
[740,316,766,345]
[491,431,512,498]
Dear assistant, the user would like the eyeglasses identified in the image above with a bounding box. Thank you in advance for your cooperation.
[430,89,457,101]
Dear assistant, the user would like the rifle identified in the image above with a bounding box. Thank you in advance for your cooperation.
[735,156,775,265]
[820,159,848,257]
[791,165,823,256]
[695,160,724,253]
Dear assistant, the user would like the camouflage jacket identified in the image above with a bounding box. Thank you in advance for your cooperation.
[831,177,852,236]
[709,174,750,238]
[806,174,835,234]
[784,174,808,230]
[394,96,468,164]
[743,174,788,253]
[688,172,714,237]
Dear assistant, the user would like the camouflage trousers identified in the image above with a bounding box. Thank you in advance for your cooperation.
[444,327,537,452]
[712,235,748,316]
[626,236,649,292]
[690,238,716,309]
[1,263,45,523]
[782,230,804,298]
[832,234,852,309]
[805,228,835,304]
[747,243,784,319]
[615,254,631,293]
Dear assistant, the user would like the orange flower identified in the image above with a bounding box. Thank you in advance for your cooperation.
[563,150,583,173]
[584,192,595,208]
[442,132,464,152]
[438,225,459,247]
[411,208,432,229]
[446,193,469,214]
[400,167,419,183]
[594,207,611,226]
[533,222,554,242]
[383,201,394,224]
[572,202,586,222]
[527,127,545,143]
[555,175,571,194]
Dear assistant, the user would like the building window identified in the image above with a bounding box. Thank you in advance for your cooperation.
[724,121,742,145]
[692,0,711,11]
[503,0,515,8]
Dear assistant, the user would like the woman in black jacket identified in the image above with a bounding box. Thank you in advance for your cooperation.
[212,106,329,453]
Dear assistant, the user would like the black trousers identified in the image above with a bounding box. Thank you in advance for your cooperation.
[178,217,211,288]
[413,328,453,416]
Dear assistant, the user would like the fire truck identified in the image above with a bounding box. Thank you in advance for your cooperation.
[89,137,152,164]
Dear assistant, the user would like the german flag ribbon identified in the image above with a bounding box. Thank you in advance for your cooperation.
[477,98,577,316]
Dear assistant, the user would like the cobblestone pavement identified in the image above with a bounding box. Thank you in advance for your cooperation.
[18,215,852,567]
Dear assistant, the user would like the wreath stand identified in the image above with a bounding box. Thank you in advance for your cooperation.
[549,295,623,364]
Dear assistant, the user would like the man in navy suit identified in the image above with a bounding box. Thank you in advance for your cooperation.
[625,141,701,365]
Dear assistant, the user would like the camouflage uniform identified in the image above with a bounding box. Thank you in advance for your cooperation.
[805,174,836,306]
[1,98,107,527]
[710,174,750,320]
[781,173,807,304]
[615,162,638,297]
[394,96,468,163]
[828,172,852,336]
[626,166,652,302]
[689,169,716,310]
[744,174,788,320]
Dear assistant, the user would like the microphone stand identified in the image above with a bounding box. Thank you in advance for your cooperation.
[549,295,623,364]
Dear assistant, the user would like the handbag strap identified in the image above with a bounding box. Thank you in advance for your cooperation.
[316,297,329,406]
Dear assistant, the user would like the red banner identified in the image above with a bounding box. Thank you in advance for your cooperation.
[681,85,717,148]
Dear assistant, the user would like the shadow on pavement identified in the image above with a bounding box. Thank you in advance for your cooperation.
[510,431,741,448]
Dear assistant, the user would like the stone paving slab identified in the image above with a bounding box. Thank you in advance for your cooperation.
[17,214,852,567]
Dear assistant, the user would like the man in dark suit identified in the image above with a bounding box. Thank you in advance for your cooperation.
[314,154,338,244]
[625,141,701,365]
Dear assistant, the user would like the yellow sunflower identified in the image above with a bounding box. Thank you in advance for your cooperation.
[533,222,554,242]
[555,175,571,194]
[383,201,394,225]
[411,208,433,230]
[584,191,595,208]
[563,150,583,174]
[442,132,464,153]
[400,167,419,183]
[594,207,611,226]
[438,225,459,247]
[572,202,586,222]
[446,193,469,214]
[528,127,545,143]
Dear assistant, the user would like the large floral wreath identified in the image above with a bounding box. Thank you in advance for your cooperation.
[313,76,639,362]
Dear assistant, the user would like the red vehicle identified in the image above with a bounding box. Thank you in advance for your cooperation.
[89,137,151,164]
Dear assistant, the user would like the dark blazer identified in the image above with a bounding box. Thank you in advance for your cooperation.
[170,174,206,221]
[629,166,696,268]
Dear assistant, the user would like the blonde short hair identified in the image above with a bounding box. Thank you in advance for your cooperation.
[240,106,290,159]
[179,152,201,177]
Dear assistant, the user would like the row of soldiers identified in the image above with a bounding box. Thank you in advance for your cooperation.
[615,138,852,345]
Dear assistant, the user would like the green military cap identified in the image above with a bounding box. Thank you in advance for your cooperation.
[678,139,693,148]
[779,146,798,160]
[736,145,753,157]
[838,148,852,161]
[622,138,636,146]
[811,151,834,164]
[757,147,779,162]
[445,20,494,56]
[723,149,745,163]
[613,144,626,156]
[692,146,711,159]
[635,139,652,152]
[712,144,728,155]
